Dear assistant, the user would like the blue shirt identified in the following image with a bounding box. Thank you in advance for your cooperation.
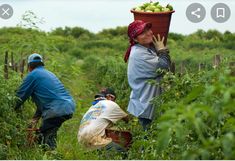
[127,44,171,120]
[16,66,75,120]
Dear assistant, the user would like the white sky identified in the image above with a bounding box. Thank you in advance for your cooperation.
[0,0,234,34]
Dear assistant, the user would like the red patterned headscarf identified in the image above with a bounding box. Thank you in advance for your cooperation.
[124,20,152,62]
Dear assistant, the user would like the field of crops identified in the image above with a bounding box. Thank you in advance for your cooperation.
[0,26,234,159]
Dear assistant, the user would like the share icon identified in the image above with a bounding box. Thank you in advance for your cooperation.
[191,8,201,18]
[186,3,206,23]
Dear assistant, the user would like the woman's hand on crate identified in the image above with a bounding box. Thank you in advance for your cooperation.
[153,34,166,51]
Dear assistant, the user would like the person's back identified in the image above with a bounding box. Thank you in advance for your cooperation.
[78,100,127,149]
[127,44,163,120]
[78,88,128,152]
[20,66,75,120]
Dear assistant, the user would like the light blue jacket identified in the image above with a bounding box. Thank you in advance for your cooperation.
[16,66,75,120]
[127,44,171,120]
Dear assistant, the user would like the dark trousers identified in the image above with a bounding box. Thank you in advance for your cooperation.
[138,118,152,153]
[97,142,127,159]
[105,141,126,152]
[38,114,72,150]
[138,118,152,131]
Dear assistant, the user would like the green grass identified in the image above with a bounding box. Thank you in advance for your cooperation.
[0,27,235,159]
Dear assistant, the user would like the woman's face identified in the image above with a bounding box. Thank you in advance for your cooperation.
[135,28,153,48]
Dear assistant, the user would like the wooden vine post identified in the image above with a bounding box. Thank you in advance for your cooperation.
[4,51,9,79]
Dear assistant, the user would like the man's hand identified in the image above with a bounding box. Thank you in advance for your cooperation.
[122,115,130,123]
[153,34,166,51]
[28,118,39,128]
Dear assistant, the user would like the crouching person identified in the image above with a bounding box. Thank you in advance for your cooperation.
[15,53,75,150]
[78,88,129,156]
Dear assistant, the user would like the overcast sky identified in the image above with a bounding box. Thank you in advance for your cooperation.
[0,0,234,34]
